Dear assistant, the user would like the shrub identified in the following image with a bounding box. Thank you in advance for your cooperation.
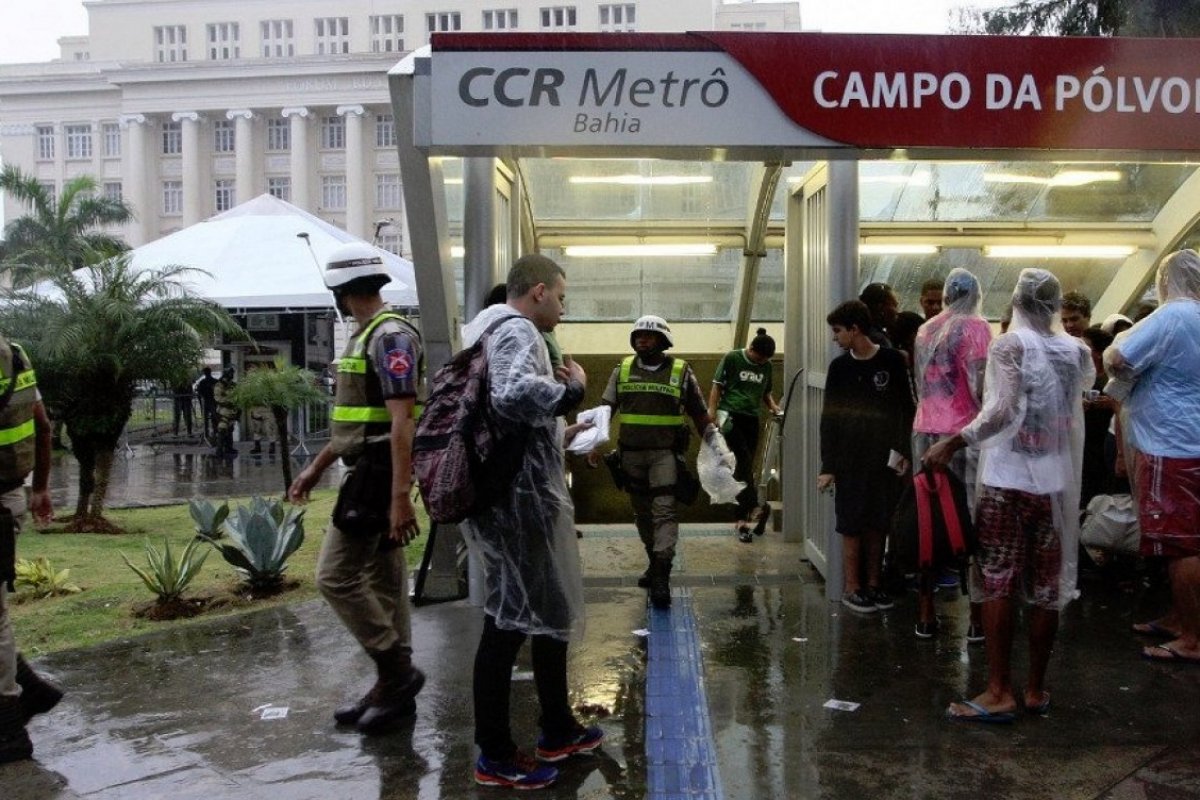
[14,557,82,599]
[188,498,229,540]
[206,496,305,593]
[121,538,209,604]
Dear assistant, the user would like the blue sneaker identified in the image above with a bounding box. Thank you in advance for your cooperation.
[475,751,558,789]
[936,571,959,590]
[535,725,605,762]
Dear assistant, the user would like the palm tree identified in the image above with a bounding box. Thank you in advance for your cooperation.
[0,165,134,285]
[229,362,325,494]
[0,256,244,531]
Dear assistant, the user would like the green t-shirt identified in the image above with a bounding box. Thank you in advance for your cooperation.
[713,349,773,417]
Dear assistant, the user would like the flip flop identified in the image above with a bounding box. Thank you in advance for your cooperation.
[1142,643,1200,665]
[1132,621,1181,638]
[1026,692,1051,715]
[946,700,1016,724]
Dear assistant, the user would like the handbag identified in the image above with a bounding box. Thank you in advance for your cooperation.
[332,442,393,536]
[1080,493,1140,555]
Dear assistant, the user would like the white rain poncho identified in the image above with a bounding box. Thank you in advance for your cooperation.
[459,304,585,642]
[1105,249,1200,459]
[961,268,1093,609]
[912,268,992,436]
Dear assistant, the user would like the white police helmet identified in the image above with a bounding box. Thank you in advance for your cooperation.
[323,242,392,290]
[630,315,674,349]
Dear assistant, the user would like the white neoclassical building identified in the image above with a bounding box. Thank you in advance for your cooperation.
[0,0,801,257]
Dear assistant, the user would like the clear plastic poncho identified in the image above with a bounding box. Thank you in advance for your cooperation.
[459,304,585,642]
[1105,249,1200,459]
[913,268,992,436]
[961,268,1093,609]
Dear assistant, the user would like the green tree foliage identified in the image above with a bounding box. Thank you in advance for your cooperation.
[0,165,134,285]
[954,0,1200,36]
[229,362,325,493]
[0,256,245,530]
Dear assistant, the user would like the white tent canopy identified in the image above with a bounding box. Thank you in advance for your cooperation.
[128,194,417,310]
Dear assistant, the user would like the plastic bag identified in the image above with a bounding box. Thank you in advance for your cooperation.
[1080,493,1140,554]
[566,405,611,454]
[698,437,745,504]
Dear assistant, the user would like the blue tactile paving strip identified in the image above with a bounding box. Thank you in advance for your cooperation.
[645,588,724,800]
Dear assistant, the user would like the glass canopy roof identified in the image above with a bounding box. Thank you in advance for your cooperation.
[440,158,1198,323]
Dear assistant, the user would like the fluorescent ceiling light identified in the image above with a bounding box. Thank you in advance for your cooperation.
[984,245,1136,259]
[563,244,718,257]
[568,175,713,186]
[983,170,1122,187]
[443,177,463,185]
[450,245,464,258]
[859,244,939,255]
[787,173,929,186]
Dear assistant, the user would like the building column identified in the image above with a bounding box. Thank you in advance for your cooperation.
[282,107,310,210]
[227,109,255,204]
[118,113,152,245]
[172,111,202,226]
[338,104,367,239]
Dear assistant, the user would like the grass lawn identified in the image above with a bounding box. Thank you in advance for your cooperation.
[10,490,431,656]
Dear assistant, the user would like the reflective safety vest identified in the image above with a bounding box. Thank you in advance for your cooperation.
[330,310,420,458]
[615,355,688,451]
[0,340,38,483]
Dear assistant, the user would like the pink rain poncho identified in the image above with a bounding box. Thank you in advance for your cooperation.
[459,304,585,642]
[961,268,1093,608]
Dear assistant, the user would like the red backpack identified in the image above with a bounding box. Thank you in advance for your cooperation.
[413,315,528,523]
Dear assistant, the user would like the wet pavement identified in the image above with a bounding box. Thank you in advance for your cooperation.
[6,522,1200,799]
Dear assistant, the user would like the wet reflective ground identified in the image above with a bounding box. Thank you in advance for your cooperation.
[6,525,1200,799]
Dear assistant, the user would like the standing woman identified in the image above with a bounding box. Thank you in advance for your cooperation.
[709,328,782,543]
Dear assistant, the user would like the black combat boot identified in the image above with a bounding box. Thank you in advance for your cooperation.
[15,654,63,724]
[333,681,379,726]
[356,643,424,735]
[637,544,654,589]
[649,555,673,610]
[0,695,33,764]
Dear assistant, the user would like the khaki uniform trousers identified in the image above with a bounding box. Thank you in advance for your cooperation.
[621,448,680,561]
[0,487,28,698]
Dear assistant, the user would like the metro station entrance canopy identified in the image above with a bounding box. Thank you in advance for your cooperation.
[390,31,1200,595]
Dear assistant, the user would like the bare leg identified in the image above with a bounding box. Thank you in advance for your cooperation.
[917,573,935,625]
[1025,606,1059,708]
[864,529,885,590]
[949,597,1018,716]
[842,535,862,595]
[1150,556,1200,659]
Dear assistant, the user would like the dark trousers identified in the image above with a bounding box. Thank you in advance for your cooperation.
[173,396,194,435]
[725,412,761,520]
[473,614,574,760]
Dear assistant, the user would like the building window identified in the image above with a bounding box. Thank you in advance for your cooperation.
[103,181,122,203]
[38,181,57,207]
[35,125,54,160]
[65,124,92,159]
[267,176,291,201]
[370,15,404,52]
[320,116,344,150]
[154,25,188,62]
[376,174,402,209]
[213,120,235,153]
[483,9,519,29]
[599,4,635,31]
[540,6,577,29]
[426,12,463,33]
[102,123,121,157]
[377,232,403,256]
[206,22,240,60]
[162,121,182,155]
[375,114,395,148]
[214,179,235,212]
[314,17,349,54]
[162,180,183,215]
[260,19,294,57]
[321,175,346,210]
[266,118,290,151]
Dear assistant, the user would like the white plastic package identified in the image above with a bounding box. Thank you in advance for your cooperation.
[566,405,611,453]
[698,434,745,504]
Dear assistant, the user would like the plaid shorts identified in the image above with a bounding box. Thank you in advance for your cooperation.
[1137,453,1200,558]
[974,485,1061,608]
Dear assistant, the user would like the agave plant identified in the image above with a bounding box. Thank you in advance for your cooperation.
[121,538,209,604]
[206,496,305,593]
[188,498,229,540]
[14,557,82,599]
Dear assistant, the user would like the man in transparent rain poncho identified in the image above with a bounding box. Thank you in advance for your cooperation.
[925,269,1092,722]
[461,254,602,790]
[1105,249,1200,665]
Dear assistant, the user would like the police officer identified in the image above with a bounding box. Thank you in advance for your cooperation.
[212,367,239,458]
[0,335,59,763]
[590,316,716,608]
[288,242,424,735]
